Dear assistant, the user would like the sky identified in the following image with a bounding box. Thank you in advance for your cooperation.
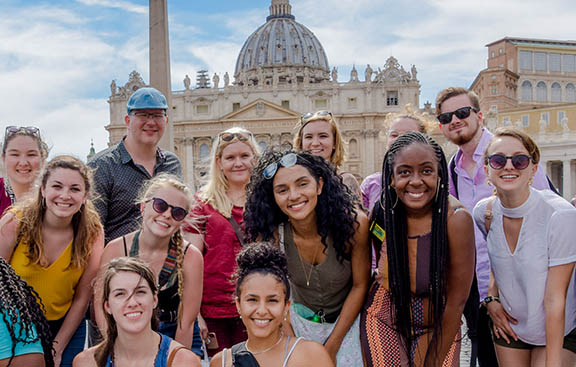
[0,0,575,160]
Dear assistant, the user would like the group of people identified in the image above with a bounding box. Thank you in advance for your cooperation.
[0,85,575,367]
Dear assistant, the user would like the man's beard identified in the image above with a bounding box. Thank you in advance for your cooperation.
[451,124,480,146]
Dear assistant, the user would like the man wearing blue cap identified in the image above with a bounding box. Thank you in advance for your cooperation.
[88,87,182,244]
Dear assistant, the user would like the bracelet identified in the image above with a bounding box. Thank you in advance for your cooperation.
[482,295,500,307]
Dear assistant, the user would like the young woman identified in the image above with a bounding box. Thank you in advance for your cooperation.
[1,126,49,216]
[73,257,200,367]
[211,242,334,367]
[182,127,259,354]
[362,131,475,366]
[0,155,104,367]
[99,173,204,355]
[474,128,576,366]
[244,150,370,366]
[0,256,53,367]
[292,110,361,200]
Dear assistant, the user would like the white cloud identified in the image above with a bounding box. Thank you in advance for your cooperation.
[75,0,147,14]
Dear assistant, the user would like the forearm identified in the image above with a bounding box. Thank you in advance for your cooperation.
[425,299,465,366]
[325,284,367,349]
[545,297,566,366]
[54,298,90,355]
[175,319,195,348]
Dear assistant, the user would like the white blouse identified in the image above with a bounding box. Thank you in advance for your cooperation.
[473,188,576,345]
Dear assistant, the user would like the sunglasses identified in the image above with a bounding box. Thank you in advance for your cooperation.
[437,106,478,125]
[300,110,333,126]
[219,131,252,142]
[486,154,532,170]
[5,125,40,137]
[263,153,301,180]
[146,197,188,221]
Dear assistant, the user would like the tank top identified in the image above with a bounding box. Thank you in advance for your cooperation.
[10,238,83,320]
[223,336,303,367]
[106,333,172,367]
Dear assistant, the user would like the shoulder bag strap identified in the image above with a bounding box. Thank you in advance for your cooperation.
[166,346,186,367]
[227,216,245,247]
[484,196,496,233]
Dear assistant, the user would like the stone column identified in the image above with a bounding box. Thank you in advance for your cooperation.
[563,159,572,199]
[184,138,195,191]
[150,0,173,151]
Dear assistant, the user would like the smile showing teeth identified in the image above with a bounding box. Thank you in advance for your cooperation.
[501,175,517,179]
[155,220,170,228]
[254,319,270,325]
[55,203,72,207]
[125,312,142,318]
[289,202,306,209]
[407,192,424,199]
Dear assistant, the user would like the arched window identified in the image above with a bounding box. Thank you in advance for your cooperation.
[536,81,547,102]
[551,82,562,102]
[348,138,358,158]
[258,141,268,152]
[521,81,532,101]
[199,143,210,161]
[566,83,576,102]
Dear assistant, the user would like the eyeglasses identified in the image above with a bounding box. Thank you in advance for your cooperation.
[437,106,478,125]
[219,131,252,142]
[131,111,167,121]
[146,197,188,221]
[300,111,333,126]
[486,154,532,170]
[263,153,301,179]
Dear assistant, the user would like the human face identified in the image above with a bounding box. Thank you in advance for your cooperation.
[272,165,323,222]
[104,271,157,335]
[42,168,87,219]
[141,185,189,238]
[236,273,289,340]
[2,135,44,188]
[391,143,438,214]
[125,108,167,146]
[386,118,423,150]
[216,141,255,186]
[301,119,335,162]
[484,136,536,195]
[439,94,482,146]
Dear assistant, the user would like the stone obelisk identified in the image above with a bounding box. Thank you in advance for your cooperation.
[149,0,173,151]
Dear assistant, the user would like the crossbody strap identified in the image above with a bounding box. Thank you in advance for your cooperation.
[227,216,245,247]
[484,196,496,233]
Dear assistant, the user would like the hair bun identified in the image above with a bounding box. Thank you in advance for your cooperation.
[236,242,288,275]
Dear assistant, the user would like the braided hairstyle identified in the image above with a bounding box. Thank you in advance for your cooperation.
[0,257,54,367]
[234,242,290,300]
[244,149,358,263]
[371,131,450,365]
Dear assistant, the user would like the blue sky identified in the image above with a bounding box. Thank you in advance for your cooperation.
[0,0,574,159]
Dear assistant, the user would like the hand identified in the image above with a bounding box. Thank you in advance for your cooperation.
[197,314,209,341]
[487,301,518,344]
[323,338,340,365]
[53,349,62,367]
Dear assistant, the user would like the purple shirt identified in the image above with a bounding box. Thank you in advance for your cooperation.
[361,172,382,212]
[449,129,550,299]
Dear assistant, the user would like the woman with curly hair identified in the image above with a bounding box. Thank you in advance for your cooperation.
[244,150,370,366]
[0,155,104,367]
[182,127,259,355]
[73,257,199,367]
[0,256,53,367]
[211,242,334,367]
[361,131,475,366]
[98,173,204,356]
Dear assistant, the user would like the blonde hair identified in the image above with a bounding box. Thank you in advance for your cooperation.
[137,173,192,325]
[293,112,347,167]
[198,127,259,218]
[435,87,481,114]
[13,155,102,269]
[383,104,430,134]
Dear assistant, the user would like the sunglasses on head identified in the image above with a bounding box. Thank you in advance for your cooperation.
[486,154,532,170]
[263,153,304,180]
[300,110,333,126]
[437,106,478,125]
[219,131,252,142]
[5,125,40,137]
[146,197,188,221]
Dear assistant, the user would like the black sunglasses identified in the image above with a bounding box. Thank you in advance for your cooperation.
[146,197,188,221]
[219,131,252,142]
[437,106,478,125]
[486,154,532,170]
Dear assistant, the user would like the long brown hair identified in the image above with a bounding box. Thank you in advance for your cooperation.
[13,155,102,268]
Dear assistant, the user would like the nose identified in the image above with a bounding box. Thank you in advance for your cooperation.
[255,300,267,315]
[503,157,515,170]
[125,293,139,307]
[288,187,300,200]
[410,173,424,185]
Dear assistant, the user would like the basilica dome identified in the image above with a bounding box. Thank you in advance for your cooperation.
[234,0,330,85]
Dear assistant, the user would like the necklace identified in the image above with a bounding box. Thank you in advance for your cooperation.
[245,331,284,355]
[295,242,320,287]
[110,332,162,366]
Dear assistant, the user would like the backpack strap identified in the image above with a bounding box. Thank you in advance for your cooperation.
[167,346,186,367]
[449,155,459,199]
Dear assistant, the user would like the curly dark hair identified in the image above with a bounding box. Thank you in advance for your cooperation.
[0,257,54,367]
[371,131,450,366]
[244,149,358,263]
[234,242,290,299]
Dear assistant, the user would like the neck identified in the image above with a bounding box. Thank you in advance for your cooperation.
[43,211,74,231]
[114,327,159,361]
[289,213,318,237]
[227,184,247,206]
[498,186,531,209]
[246,329,283,353]
[9,180,32,201]
[124,136,158,162]
[139,227,171,252]
[459,128,484,159]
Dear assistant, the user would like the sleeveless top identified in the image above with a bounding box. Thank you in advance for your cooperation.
[10,238,83,320]
[222,336,303,367]
[123,230,188,323]
[281,223,352,320]
[106,333,171,367]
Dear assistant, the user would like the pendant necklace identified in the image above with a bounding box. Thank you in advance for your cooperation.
[296,242,320,287]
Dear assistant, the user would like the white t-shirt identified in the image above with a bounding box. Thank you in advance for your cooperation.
[473,188,576,345]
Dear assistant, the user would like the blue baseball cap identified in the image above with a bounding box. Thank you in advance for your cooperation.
[126,87,168,114]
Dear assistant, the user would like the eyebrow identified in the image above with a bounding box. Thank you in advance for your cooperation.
[274,175,309,189]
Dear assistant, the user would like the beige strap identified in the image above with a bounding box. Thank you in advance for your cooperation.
[167,346,186,367]
[484,196,496,233]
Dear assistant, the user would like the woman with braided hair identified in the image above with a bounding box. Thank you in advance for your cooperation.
[361,131,475,366]
[0,257,53,367]
[98,173,204,356]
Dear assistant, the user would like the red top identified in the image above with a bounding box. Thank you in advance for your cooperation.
[183,198,244,318]
[0,178,12,218]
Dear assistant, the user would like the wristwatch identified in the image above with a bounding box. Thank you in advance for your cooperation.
[482,295,500,307]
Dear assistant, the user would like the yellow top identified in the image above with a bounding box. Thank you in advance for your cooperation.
[10,239,84,320]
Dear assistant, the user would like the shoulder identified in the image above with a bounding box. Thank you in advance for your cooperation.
[472,195,495,221]
[159,149,182,167]
[447,197,474,234]
[361,172,381,188]
[289,339,333,366]
[101,234,130,263]
[183,241,203,263]
[88,144,121,167]
[73,347,98,366]
[169,341,201,366]
[209,349,229,367]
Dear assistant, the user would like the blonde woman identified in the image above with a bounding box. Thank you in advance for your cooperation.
[0,155,104,367]
[98,173,204,356]
[183,127,259,355]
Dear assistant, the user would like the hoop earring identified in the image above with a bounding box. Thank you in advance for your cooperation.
[391,193,398,210]
[435,180,442,203]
